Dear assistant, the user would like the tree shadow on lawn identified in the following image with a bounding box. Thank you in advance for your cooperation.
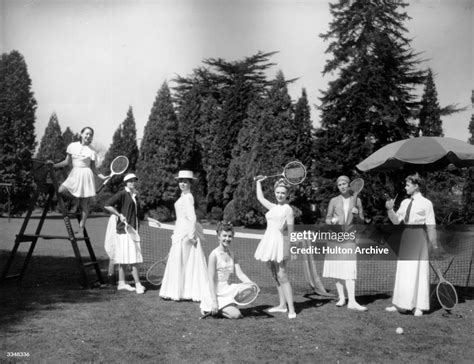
[0,251,117,330]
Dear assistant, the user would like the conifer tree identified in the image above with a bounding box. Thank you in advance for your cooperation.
[37,112,66,162]
[418,69,443,136]
[203,51,277,209]
[136,82,179,217]
[293,88,314,166]
[316,0,425,175]
[36,112,68,187]
[314,0,426,221]
[469,115,474,145]
[62,127,79,146]
[231,71,298,225]
[175,85,209,218]
[0,50,37,214]
[101,107,140,193]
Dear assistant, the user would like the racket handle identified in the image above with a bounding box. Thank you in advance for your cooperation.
[253,175,266,181]
[96,176,111,193]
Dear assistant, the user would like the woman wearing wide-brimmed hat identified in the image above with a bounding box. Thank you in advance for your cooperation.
[160,170,208,301]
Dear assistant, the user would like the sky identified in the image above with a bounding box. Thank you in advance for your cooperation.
[1,0,473,153]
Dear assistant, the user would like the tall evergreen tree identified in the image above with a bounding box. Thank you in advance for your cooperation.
[175,84,208,217]
[418,69,443,136]
[0,50,37,214]
[136,82,179,217]
[316,0,425,169]
[62,127,79,146]
[293,88,314,166]
[101,107,140,193]
[231,71,298,226]
[36,112,68,189]
[469,115,474,145]
[314,0,426,220]
[36,112,66,161]
[203,51,277,209]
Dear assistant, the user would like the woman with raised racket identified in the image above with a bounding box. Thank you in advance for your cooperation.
[324,175,367,311]
[50,126,106,231]
[159,170,208,301]
[385,173,437,317]
[200,221,254,319]
[254,177,297,319]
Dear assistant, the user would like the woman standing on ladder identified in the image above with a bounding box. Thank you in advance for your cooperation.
[51,126,106,232]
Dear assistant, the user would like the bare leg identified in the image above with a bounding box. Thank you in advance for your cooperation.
[78,198,89,230]
[118,264,125,283]
[277,262,296,318]
[268,262,287,311]
[221,305,243,319]
[131,265,145,294]
[335,280,346,306]
[346,279,367,311]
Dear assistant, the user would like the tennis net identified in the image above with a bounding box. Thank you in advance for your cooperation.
[139,223,474,295]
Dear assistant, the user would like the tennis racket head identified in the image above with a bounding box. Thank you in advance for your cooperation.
[350,178,364,195]
[233,282,260,306]
[110,155,129,175]
[436,281,458,311]
[125,224,140,242]
[146,259,167,286]
[283,161,306,185]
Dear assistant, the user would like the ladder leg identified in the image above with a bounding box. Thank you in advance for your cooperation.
[83,228,105,285]
[62,215,89,287]
[18,187,55,281]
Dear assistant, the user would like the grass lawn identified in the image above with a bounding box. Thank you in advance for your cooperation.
[1,216,473,363]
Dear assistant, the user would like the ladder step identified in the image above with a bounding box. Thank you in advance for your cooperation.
[83,261,100,267]
[18,234,88,241]
[3,273,21,280]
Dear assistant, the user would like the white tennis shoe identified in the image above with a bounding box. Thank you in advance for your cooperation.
[117,283,135,292]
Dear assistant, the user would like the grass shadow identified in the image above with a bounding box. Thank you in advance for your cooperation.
[0,251,120,331]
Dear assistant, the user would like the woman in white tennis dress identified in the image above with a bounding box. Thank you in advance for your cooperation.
[323,175,367,311]
[254,177,296,319]
[52,127,105,231]
[159,170,208,301]
[200,221,254,319]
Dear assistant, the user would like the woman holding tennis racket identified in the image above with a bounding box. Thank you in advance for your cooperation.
[254,177,297,319]
[200,221,256,319]
[323,175,367,311]
[385,173,437,317]
[50,126,106,231]
[104,173,147,294]
[159,170,208,302]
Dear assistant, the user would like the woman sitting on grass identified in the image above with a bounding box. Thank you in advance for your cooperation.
[200,221,255,319]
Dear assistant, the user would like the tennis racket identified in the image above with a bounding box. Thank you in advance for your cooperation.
[97,155,129,193]
[253,161,306,185]
[146,254,168,287]
[349,178,364,212]
[125,222,140,242]
[430,261,458,311]
[200,282,260,319]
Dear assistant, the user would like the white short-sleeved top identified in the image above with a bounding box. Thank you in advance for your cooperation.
[67,142,97,168]
[395,192,436,225]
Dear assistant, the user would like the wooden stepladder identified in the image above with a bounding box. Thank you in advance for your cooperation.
[0,160,104,287]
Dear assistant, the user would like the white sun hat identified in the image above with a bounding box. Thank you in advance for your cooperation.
[175,170,197,180]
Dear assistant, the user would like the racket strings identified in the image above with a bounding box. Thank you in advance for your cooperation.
[284,163,306,184]
[112,156,129,174]
[234,286,258,304]
[350,179,364,194]
[437,282,457,309]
